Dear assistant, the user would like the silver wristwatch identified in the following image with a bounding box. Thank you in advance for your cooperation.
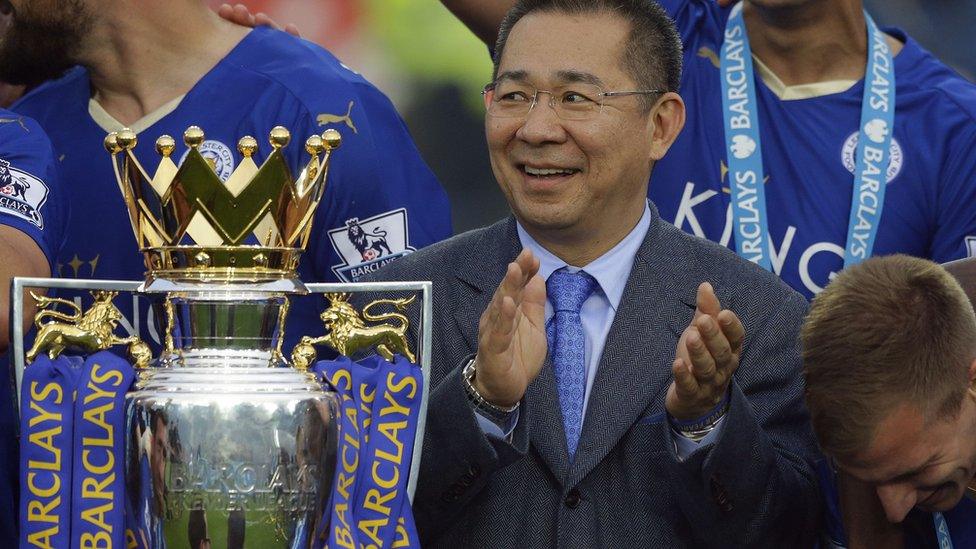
[462,358,519,424]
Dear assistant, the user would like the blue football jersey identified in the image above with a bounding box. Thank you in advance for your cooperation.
[0,109,67,544]
[653,0,976,298]
[0,110,66,271]
[12,27,452,349]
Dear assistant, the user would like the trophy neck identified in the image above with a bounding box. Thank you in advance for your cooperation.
[160,291,292,368]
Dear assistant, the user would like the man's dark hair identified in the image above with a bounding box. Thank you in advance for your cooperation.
[492,0,683,104]
[0,0,92,87]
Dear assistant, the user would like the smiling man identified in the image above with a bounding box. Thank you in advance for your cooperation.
[803,255,976,547]
[442,0,976,301]
[367,0,820,546]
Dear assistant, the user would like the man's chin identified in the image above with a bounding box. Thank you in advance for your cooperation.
[512,206,576,233]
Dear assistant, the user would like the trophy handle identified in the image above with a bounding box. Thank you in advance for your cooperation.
[11,278,145,400]
[23,287,150,366]
[301,281,432,502]
[291,292,417,365]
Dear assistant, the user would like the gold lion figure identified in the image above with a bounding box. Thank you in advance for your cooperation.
[295,292,416,364]
[25,290,142,363]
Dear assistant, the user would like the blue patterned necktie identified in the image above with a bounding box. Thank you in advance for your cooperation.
[546,268,598,459]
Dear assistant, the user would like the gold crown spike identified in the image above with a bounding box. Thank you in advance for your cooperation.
[106,125,342,283]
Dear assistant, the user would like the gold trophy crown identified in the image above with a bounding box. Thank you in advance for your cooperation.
[105,125,341,283]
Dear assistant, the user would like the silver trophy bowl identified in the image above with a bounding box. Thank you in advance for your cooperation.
[124,289,339,548]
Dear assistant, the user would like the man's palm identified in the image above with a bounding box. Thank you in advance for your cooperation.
[504,275,547,391]
[475,251,547,407]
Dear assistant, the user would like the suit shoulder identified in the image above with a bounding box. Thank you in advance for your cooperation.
[659,220,805,310]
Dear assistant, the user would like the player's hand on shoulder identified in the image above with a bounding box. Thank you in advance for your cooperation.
[216,3,301,38]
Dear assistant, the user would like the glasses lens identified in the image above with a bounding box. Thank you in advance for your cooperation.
[486,81,533,118]
[484,82,605,120]
[553,84,602,121]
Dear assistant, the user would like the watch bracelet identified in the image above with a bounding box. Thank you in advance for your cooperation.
[462,359,519,423]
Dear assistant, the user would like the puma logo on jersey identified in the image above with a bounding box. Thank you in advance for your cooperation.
[0,117,28,132]
[317,101,358,134]
[698,47,721,69]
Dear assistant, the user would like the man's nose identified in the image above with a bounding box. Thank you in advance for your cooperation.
[516,91,565,144]
[876,484,919,523]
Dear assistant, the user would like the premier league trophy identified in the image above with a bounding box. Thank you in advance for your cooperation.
[12,125,429,548]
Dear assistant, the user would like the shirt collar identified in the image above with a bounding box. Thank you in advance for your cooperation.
[516,202,651,312]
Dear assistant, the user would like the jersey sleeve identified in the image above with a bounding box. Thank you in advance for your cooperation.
[276,76,452,283]
[0,114,67,272]
[929,123,976,263]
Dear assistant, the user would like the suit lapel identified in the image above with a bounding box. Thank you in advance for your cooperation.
[451,218,522,353]
[567,216,699,487]
[449,214,708,487]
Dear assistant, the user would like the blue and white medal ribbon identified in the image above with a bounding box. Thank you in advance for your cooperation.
[934,511,953,548]
[720,4,895,269]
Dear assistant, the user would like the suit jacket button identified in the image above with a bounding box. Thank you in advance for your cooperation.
[564,488,581,509]
[441,492,460,503]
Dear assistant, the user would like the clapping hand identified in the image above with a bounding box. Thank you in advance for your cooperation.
[472,249,547,408]
[666,282,745,420]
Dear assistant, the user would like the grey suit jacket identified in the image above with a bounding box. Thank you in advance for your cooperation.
[365,205,821,547]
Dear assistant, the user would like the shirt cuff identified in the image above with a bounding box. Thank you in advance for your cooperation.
[475,408,520,439]
[672,415,726,459]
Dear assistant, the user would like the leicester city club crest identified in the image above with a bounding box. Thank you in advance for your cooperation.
[0,158,49,228]
[178,139,236,181]
[328,208,415,282]
[841,131,903,184]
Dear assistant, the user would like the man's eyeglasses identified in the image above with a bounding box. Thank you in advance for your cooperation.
[482,81,666,121]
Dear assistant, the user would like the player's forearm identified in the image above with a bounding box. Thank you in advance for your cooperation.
[0,227,49,351]
[440,0,515,47]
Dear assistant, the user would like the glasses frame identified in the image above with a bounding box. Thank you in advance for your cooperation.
[482,82,667,121]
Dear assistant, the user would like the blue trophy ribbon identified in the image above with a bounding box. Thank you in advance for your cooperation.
[19,355,80,549]
[313,356,380,549]
[354,355,421,549]
[69,351,135,549]
[313,354,423,549]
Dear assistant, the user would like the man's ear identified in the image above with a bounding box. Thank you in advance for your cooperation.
[648,92,686,161]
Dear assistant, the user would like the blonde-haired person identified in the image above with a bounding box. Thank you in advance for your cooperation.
[803,254,976,548]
